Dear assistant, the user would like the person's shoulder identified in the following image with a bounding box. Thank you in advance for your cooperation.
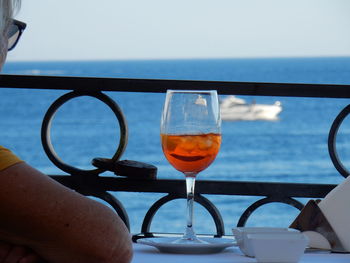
[0,145,23,171]
[0,145,9,150]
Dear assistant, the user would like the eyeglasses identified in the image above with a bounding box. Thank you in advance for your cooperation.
[7,19,26,51]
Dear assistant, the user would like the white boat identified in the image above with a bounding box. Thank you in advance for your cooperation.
[220,95,282,121]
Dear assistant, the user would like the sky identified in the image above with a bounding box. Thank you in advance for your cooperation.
[6,0,350,61]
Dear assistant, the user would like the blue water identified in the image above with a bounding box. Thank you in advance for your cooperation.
[2,57,350,235]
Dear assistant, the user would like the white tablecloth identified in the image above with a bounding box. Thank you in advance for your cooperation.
[132,243,350,263]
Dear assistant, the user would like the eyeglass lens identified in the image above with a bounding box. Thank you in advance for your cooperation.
[8,29,20,50]
[7,20,26,51]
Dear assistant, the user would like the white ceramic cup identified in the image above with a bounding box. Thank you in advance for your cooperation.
[248,232,309,263]
[232,227,300,257]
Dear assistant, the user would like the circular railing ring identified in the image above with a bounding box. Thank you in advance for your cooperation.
[41,91,128,176]
[328,104,350,178]
[237,196,304,227]
[141,193,225,237]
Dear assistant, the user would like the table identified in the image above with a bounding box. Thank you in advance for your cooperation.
[132,243,350,263]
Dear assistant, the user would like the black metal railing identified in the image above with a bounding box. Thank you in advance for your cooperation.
[1,74,349,240]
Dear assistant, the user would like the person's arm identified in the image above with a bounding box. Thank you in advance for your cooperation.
[0,162,133,263]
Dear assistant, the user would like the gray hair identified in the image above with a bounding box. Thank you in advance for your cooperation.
[0,0,21,39]
[0,0,20,68]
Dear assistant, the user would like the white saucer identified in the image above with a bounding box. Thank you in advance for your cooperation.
[137,237,236,254]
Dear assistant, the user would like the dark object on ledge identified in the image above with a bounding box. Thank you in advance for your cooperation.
[92,158,157,180]
[290,199,346,253]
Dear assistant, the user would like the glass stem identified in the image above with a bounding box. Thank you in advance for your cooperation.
[183,172,197,241]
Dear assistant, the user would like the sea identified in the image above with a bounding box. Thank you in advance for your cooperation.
[1,57,350,235]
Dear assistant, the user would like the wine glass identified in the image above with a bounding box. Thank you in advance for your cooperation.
[160,90,221,244]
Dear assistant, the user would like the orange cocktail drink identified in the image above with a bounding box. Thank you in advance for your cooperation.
[161,133,221,174]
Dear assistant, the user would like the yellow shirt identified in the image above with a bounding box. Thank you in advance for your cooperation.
[0,146,23,171]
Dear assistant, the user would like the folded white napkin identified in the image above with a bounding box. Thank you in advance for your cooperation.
[318,176,350,252]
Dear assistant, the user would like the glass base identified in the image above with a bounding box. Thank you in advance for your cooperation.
[172,236,209,244]
[172,226,209,244]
